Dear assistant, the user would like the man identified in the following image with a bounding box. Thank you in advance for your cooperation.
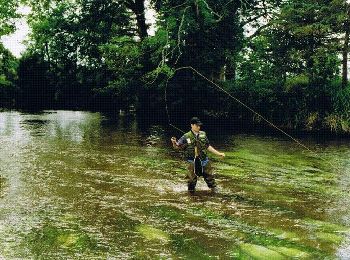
[171,117,225,193]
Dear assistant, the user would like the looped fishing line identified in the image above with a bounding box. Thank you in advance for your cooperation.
[165,66,342,172]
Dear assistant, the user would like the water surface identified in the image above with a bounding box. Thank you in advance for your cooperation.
[0,110,350,259]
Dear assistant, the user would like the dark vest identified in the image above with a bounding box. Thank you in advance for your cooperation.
[183,131,209,160]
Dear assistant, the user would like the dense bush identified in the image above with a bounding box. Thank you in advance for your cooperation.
[221,76,350,133]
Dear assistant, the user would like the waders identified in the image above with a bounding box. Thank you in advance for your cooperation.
[194,144,203,176]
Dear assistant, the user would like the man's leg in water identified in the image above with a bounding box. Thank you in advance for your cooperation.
[186,163,197,192]
[203,161,217,190]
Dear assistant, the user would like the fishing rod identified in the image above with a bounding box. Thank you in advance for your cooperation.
[164,66,340,170]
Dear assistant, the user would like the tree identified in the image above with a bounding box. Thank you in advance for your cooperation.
[24,0,134,109]
[0,43,18,107]
[17,53,53,109]
[262,0,341,82]
[0,0,19,107]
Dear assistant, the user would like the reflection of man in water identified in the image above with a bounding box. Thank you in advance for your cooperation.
[171,117,225,193]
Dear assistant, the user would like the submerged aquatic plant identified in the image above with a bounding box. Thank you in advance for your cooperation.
[136,224,170,243]
[0,176,7,198]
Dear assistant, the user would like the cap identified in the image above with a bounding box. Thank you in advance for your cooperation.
[190,117,203,126]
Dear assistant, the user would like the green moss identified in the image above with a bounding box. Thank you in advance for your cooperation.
[315,232,344,244]
[269,228,300,241]
[136,225,170,243]
[268,246,310,258]
[130,154,175,170]
[148,205,190,222]
[237,183,298,203]
[171,234,212,259]
[238,243,285,259]
[0,176,7,197]
[57,233,79,247]
[304,219,350,233]
[214,145,342,199]
[189,207,328,258]
[26,222,100,256]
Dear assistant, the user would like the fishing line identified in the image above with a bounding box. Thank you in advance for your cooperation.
[165,65,341,171]
[164,75,186,134]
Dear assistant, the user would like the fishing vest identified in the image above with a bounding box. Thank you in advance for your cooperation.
[183,131,209,160]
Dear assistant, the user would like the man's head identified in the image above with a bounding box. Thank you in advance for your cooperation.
[190,117,203,132]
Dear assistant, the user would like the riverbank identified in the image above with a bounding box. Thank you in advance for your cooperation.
[2,106,350,139]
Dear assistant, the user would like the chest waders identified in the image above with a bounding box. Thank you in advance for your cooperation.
[194,145,203,176]
[183,130,208,177]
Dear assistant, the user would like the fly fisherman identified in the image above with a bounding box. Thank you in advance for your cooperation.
[171,117,225,193]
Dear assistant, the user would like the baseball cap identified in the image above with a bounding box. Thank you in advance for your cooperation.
[190,117,203,126]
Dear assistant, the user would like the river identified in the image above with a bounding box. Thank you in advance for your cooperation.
[0,110,350,259]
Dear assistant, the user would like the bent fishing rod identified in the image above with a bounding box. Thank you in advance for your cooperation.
[164,66,340,170]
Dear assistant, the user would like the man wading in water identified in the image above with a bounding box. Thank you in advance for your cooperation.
[171,117,225,193]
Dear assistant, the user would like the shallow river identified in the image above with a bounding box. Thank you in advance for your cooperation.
[1,110,350,259]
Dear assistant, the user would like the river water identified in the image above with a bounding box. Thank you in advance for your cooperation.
[0,110,350,259]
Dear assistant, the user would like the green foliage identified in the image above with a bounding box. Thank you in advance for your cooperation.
[93,78,136,111]
[8,0,350,132]
[153,0,244,75]
[309,47,340,83]
[17,53,54,109]
[326,80,350,132]
[238,35,279,84]
[256,0,342,84]
[21,0,135,109]
[143,64,175,84]
[100,36,142,74]
[332,88,350,119]
[285,74,309,92]
[0,0,19,36]
[0,43,18,107]
[99,36,143,111]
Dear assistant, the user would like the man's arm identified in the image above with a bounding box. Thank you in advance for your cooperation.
[171,137,181,150]
[208,145,225,158]
[171,136,187,150]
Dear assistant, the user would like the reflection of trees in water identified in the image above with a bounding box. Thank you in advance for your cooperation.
[20,119,51,137]
[42,111,104,145]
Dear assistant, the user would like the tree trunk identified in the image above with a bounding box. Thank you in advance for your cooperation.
[225,56,236,81]
[342,7,350,88]
[219,65,226,81]
[132,0,148,40]
[45,41,51,70]
[342,28,349,88]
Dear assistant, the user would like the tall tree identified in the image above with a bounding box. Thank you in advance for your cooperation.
[263,0,340,83]
[24,0,134,109]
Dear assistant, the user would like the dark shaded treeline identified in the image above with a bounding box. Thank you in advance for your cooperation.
[1,0,350,133]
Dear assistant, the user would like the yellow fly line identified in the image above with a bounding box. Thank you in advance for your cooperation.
[165,65,340,170]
